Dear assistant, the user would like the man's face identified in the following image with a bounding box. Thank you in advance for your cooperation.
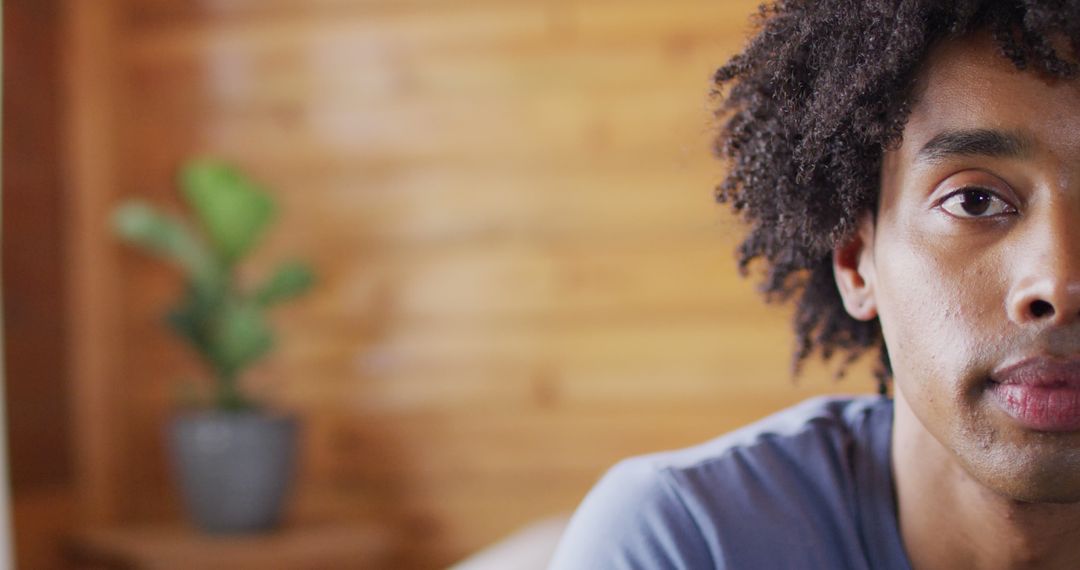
[870,34,1080,502]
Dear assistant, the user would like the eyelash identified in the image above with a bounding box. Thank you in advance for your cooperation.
[937,186,1018,219]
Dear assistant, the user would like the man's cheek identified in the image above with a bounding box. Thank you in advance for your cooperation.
[878,255,969,375]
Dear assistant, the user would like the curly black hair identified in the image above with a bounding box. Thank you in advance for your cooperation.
[713,0,1080,394]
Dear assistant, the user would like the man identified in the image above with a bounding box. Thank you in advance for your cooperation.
[549,1,1080,568]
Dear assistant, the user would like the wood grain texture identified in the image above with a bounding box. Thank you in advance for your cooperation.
[63,0,127,528]
[65,0,880,566]
[3,0,69,491]
[4,2,80,568]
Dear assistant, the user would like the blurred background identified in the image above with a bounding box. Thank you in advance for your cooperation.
[3,0,876,568]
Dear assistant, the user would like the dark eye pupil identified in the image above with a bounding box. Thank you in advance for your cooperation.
[961,190,991,216]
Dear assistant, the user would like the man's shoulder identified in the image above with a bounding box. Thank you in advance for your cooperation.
[628,394,890,476]
[600,395,892,531]
[549,395,897,569]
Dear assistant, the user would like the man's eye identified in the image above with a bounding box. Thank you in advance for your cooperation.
[939,188,1015,218]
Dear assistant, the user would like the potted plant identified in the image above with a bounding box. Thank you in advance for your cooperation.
[112,158,315,534]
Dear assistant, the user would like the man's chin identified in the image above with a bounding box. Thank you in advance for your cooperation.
[963,442,1080,504]
[996,481,1080,505]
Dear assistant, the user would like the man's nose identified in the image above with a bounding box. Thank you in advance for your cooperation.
[1006,211,1080,327]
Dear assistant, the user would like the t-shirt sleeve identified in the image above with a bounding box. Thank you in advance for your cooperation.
[548,457,716,570]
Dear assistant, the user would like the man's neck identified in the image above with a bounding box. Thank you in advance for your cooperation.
[893,390,1080,570]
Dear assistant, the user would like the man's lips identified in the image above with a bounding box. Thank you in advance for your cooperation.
[989,358,1080,432]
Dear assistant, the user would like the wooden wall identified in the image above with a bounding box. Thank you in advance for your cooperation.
[64,0,877,567]
[4,1,78,568]
[5,0,68,491]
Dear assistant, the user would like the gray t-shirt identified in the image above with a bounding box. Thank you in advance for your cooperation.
[549,396,912,569]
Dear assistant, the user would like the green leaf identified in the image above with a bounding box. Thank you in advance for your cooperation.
[256,261,315,307]
[180,158,277,264]
[112,201,221,290]
[164,284,216,358]
[116,160,311,410]
[210,301,275,377]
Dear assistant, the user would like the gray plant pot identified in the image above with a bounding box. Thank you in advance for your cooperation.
[168,411,299,534]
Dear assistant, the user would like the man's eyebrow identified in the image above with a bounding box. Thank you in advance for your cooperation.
[915,129,1034,164]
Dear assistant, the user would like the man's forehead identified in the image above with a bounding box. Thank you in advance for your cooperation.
[900,33,1080,160]
[909,35,1026,127]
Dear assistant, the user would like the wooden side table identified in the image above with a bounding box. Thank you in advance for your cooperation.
[65,522,397,569]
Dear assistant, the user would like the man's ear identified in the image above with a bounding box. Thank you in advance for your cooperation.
[833,214,878,321]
